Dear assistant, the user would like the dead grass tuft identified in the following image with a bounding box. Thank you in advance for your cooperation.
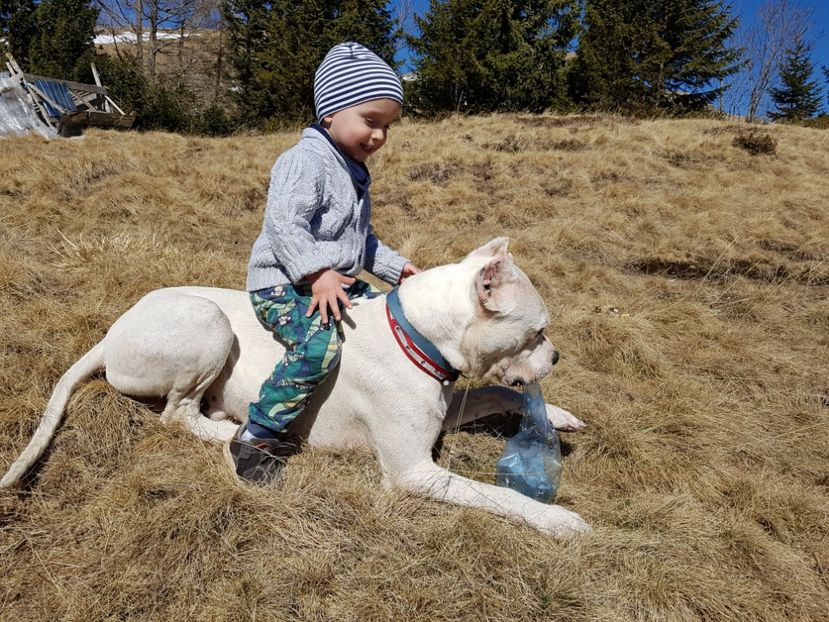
[1,114,828,620]
[733,131,778,156]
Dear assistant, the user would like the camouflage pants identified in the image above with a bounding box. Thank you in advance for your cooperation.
[248,279,380,434]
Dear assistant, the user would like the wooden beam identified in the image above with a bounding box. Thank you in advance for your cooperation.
[104,95,125,115]
[61,110,136,130]
[90,62,103,88]
[90,62,112,112]
[22,73,108,95]
[5,53,23,75]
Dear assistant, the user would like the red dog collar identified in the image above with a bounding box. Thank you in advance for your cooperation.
[385,289,459,385]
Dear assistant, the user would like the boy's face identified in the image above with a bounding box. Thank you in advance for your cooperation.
[322,98,401,163]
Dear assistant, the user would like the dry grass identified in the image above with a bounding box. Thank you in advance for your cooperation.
[1,114,828,621]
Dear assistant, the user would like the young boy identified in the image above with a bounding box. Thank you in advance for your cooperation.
[226,42,420,484]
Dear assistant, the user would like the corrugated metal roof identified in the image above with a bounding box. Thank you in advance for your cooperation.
[33,79,77,117]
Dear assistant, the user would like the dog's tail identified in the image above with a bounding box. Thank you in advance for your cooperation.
[1,340,106,488]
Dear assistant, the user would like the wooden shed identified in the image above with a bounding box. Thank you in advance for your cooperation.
[2,53,135,137]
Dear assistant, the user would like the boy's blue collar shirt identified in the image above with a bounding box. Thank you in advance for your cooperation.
[309,123,370,201]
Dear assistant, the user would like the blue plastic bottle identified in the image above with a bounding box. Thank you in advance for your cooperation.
[495,383,563,503]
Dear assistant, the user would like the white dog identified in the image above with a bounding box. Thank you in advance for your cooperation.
[1,238,589,537]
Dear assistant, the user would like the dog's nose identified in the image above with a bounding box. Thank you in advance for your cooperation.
[551,350,560,366]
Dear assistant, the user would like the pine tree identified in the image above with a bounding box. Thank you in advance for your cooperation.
[407,0,580,114]
[224,0,398,124]
[0,0,37,69]
[573,0,741,114]
[223,0,271,117]
[27,0,98,81]
[569,0,645,111]
[768,37,822,121]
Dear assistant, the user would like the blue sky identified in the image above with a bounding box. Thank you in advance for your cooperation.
[733,0,828,71]
[732,0,829,86]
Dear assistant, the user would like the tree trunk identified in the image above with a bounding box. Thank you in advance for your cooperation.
[178,20,186,89]
[213,25,224,107]
[148,0,158,80]
[135,0,144,74]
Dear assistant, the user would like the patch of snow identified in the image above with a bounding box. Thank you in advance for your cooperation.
[94,31,198,45]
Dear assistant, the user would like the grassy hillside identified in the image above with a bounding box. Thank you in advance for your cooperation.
[0,114,827,621]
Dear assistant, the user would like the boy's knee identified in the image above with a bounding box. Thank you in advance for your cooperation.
[306,324,343,373]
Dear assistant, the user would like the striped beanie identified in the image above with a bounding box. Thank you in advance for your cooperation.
[314,42,403,122]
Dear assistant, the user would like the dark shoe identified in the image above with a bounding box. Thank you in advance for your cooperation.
[224,423,299,484]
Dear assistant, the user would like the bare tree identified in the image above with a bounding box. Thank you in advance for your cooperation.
[94,0,233,117]
[394,0,417,68]
[96,0,218,80]
[727,0,812,121]
[143,0,210,80]
[95,0,144,66]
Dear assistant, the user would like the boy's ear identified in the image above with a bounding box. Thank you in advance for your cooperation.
[320,114,334,128]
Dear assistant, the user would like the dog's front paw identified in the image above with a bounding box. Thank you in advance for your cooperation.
[545,403,586,432]
[537,506,591,538]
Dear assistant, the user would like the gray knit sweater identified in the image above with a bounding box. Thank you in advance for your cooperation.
[246,128,409,291]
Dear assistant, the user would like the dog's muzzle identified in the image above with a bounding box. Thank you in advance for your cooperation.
[506,348,560,387]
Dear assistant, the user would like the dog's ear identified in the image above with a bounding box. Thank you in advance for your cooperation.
[476,253,517,313]
[464,237,509,261]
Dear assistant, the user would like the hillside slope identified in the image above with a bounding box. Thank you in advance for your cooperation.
[0,115,827,621]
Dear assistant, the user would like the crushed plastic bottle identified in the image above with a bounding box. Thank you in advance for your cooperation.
[495,382,563,503]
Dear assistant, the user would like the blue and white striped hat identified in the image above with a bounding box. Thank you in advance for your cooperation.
[314,42,403,122]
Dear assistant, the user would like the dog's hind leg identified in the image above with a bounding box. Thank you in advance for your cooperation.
[105,289,239,443]
[161,389,239,443]
[444,386,585,432]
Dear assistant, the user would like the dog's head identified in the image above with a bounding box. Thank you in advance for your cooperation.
[459,237,558,386]
[400,237,559,386]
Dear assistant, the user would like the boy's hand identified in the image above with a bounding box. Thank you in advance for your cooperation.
[306,269,356,325]
[398,263,421,284]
